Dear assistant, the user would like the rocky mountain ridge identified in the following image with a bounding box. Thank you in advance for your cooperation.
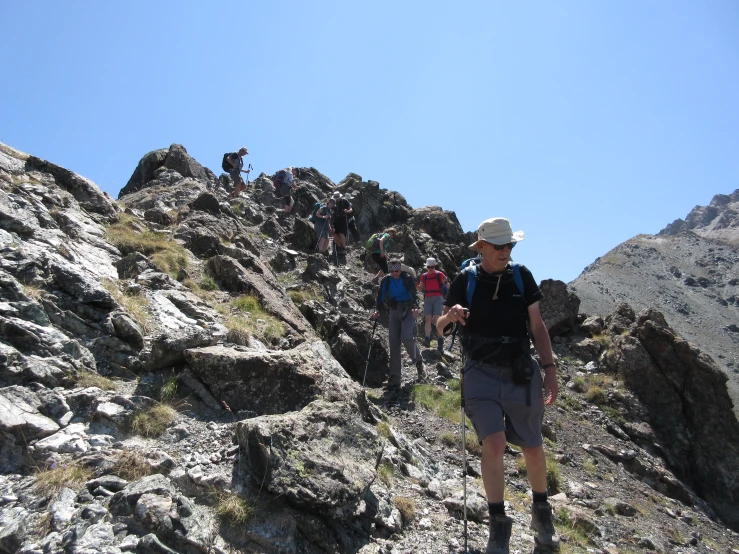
[1,142,738,553]
[569,193,739,417]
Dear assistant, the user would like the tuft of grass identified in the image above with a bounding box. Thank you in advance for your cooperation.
[560,394,582,411]
[592,333,610,346]
[198,275,219,291]
[214,491,254,526]
[377,462,394,487]
[412,380,464,424]
[22,282,47,301]
[34,463,94,497]
[546,453,561,493]
[111,450,153,481]
[129,404,177,437]
[102,278,153,334]
[571,376,587,393]
[585,386,607,405]
[465,433,482,456]
[74,370,118,391]
[288,285,323,305]
[159,373,178,403]
[105,216,190,278]
[583,458,597,477]
[376,421,393,440]
[393,496,417,525]
[226,294,284,344]
[556,507,591,547]
[516,456,528,476]
[440,432,458,448]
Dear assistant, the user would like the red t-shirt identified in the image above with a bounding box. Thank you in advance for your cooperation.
[421,270,446,297]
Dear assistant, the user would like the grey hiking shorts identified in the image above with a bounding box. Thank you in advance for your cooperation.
[423,296,444,316]
[463,355,544,448]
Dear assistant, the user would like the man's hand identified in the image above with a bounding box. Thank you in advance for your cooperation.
[412,308,420,318]
[543,368,558,405]
[380,252,386,258]
[372,311,380,320]
[447,305,469,326]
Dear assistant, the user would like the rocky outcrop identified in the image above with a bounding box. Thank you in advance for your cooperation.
[118,144,219,198]
[539,279,581,337]
[604,307,739,530]
[660,189,739,247]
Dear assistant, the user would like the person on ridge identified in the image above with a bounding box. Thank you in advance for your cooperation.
[331,192,353,255]
[314,198,333,255]
[226,147,250,198]
[369,228,397,283]
[436,217,560,554]
[418,257,448,351]
[373,257,425,392]
[274,167,298,214]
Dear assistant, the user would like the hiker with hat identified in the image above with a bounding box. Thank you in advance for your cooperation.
[273,167,299,214]
[418,257,448,351]
[367,228,397,283]
[330,191,352,255]
[436,217,560,554]
[373,257,425,392]
[223,147,250,199]
[314,197,333,255]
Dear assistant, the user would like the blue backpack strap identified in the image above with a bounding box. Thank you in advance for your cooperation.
[511,262,524,297]
[465,264,478,306]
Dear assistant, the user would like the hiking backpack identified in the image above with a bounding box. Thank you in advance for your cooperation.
[308,202,323,223]
[364,233,380,252]
[273,169,292,196]
[222,153,236,172]
[464,262,524,306]
[381,271,416,306]
[421,271,447,297]
[460,254,482,270]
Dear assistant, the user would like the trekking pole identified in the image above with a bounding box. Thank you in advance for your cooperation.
[362,317,379,386]
[461,367,468,553]
[246,163,252,186]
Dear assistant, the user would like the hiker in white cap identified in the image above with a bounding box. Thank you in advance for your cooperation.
[417,257,448,351]
[330,191,353,255]
[436,217,560,554]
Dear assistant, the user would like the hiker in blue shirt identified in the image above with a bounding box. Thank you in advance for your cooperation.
[373,258,425,391]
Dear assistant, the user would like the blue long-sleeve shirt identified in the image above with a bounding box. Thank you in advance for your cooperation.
[376,273,418,311]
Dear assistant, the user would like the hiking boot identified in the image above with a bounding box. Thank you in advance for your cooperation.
[415,359,426,381]
[437,336,444,352]
[423,336,431,348]
[486,514,513,554]
[531,501,560,550]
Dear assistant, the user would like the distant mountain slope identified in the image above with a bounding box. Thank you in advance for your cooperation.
[660,189,739,247]
[570,195,739,413]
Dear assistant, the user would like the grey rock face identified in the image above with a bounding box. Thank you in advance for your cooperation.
[604,307,739,529]
[570,233,739,412]
[236,400,382,517]
[538,279,581,337]
[660,189,739,247]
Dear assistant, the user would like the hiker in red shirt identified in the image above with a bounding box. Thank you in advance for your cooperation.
[418,257,448,352]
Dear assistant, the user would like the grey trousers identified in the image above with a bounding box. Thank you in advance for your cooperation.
[388,304,421,385]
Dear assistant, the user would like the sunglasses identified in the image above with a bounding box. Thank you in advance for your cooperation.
[492,242,516,251]
[389,266,402,272]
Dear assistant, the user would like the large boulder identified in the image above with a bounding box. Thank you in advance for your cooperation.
[538,279,581,337]
[407,206,465,244]
[235,399,382,517]
[184,341,358,414]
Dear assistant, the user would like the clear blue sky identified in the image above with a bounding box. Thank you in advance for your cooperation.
[2,1,737,283]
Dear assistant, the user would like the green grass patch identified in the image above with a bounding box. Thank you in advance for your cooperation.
[129,404,177,437]
[412,380,465,424]
[591,333,610,346]
[288,285,323,305]
[74,370,118,391]
[585,386,607,405]
[111,450,153,481]
[34,463,94,497]
[556,507,592,548]
[559,394,582,411]
[215,491,254,526]
[159,373,179,403]
[546,452,562,493]
[225,294,284,344]
[376,421,393,440]
[440,432,458,448]
[583,458,597,477]
[571,376,587,393]
[102,278,153,334]
[105,215,190,278]
[377,462,394,487]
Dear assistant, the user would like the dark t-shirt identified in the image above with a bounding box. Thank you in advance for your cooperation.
[333,198,351,221]
[227,153,243,172]
[444,263,542,359]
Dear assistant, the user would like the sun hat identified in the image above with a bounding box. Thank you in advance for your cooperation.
[425,257,437,267]
[332,191,343,199]
[469,217,524,250]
